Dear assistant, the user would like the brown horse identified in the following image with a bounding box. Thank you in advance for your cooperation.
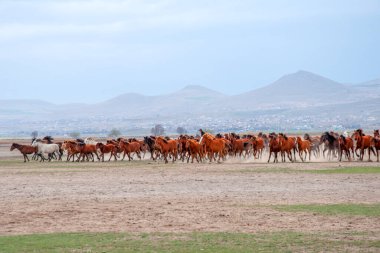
[338,135,354,162]
[10,143,37,162]
[304,133,320,158]
[352,129,375,161]
[155,137,178,163]
[118,140,142,161]
[373,130,380,162]
[199,133,225,163]
[96,143,118,162]
[268,133,281,163]
[185,139,203,163]
[62,140,82,162]
[75,143,99,162]
[278,133,296,162]
[296,137,311,162]
[252,136,265,159]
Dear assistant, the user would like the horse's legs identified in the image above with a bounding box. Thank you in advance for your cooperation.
[267,151,272,163]
[23,154,27,162]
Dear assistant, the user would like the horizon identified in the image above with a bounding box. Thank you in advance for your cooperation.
[1,69,379,105]
[1,0,380,103]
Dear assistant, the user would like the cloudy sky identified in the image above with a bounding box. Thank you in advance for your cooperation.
[1,0,379,103]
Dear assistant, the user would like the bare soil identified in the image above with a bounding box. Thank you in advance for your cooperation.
[0,139,379,236]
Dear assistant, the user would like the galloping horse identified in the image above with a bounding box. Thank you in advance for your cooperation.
[10,143,37,162]
[296,137,311,162]
[278,133,296,162]
[374,130,380,162]
[267,133,281,163]
[199,133,225,163]
[352,129,375,161]
[304,133,320,158]
[320,132,338,160]
[118,140,142,161]
[338,135,354,162]
[96,143,118,162]
[32,139,61,162]
[185,139,204,163]
[155,137,178,163]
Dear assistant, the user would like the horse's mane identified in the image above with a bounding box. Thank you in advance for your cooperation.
[340,135,346,143]
[76,138,84,143]
[215,133,222,138]
[304,133,310,140]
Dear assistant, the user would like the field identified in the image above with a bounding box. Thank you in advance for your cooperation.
[1,140,380,252]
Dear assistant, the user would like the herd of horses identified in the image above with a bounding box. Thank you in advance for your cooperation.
[9,129,380,163]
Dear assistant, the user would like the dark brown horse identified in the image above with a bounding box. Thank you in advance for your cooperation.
[10,143,37,162]
[338,135,354,162]
[96,143,118,162]
[373,130,380,162]
[268,133,281,163]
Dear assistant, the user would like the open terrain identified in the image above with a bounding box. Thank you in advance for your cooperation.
[0,140,379,252]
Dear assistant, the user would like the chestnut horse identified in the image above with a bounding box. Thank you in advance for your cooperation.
[268,133,281,163]
[338,135,354,162]
[278,133,296,162]
[118,140,142,161]
[10,143,37,162]
[352,129,375,161]
[96,143,118,162]
[296,137,311,162]
[155,137,178,163]
[372,130,380,162]
[199,133,225,163]
[185,139,204,163]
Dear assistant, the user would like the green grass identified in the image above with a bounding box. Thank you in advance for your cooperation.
[303,166,380,174]
[275,204,380,217]
[0,232,379,253]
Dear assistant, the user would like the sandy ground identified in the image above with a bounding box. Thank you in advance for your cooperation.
[0,139,379,236]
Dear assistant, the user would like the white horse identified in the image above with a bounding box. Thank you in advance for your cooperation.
[32,140,61,162]
[84,137,98,145]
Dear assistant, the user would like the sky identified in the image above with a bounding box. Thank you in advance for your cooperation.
[0,0,379,104]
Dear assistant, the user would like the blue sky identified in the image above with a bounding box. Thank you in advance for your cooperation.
[0,0,379,104]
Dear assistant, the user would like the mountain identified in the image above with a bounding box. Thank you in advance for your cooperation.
[222,70,353,110]
[0,71,379,122]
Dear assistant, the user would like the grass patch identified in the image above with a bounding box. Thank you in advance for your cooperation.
[303,167,380,174]
[0,231,379,253]
[275,204,380,217]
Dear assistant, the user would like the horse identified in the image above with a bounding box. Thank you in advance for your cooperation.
[304,133,320,158]
[10,143,37,162]
[118,140,142,161]
[338,135,354,162]
[155,136,178,163]
[251,136,265,159]
[178,135,190,162]
[278,133,296,162]
[31,139,61,162]
[267,133,281,163]
[373,130,380,162]
[185,139,204,163]
[296,137,311,162]
[76,143,99,162]
[352,129,375,161]
[62,140,82,162]
[199,133,225,163]
[320,132,338,160]
[96,143,118,162]
[144,136,156,160]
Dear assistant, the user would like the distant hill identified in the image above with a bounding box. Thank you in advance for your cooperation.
[0,70,379,121]
[222,70,354,110]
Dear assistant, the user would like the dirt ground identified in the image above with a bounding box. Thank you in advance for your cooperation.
[0,139,379,236]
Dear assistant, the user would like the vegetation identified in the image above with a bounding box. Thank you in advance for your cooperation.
[151,124,165,136]
[274,204,380,217]
[304,167,380,174]
[31,131,38,139]
[176,126,187,135]
[68,131,80,138]
[108,128,122,138]
[0,231,378,253]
